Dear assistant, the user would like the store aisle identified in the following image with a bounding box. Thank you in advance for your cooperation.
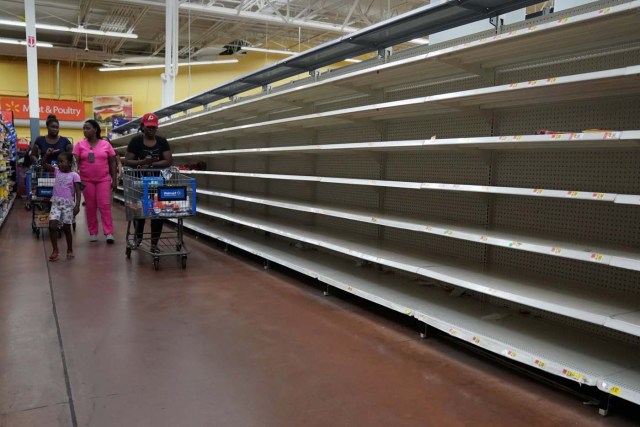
[1,200,638,427]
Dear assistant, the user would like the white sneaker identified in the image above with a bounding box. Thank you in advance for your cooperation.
[89,235,98,242]
[105,234,115,244]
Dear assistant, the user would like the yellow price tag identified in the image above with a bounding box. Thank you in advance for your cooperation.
[347,286,353,292]
[551,247,562,254]
[610,386,622,396]
[535,359,545,368]
[472,336,481,344]
[598,7,611,14]
[592,193,605,199]
[533,189,543,194]
[591,253,604,261]
[449,328,458,336]
[507,350,517,358]
[563,369,585,382]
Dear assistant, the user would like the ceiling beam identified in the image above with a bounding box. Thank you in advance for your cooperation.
[180,3,361,34]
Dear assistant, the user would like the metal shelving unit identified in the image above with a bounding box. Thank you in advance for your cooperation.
[177,216,640,389]
[111,1,640,144]
[116,0,640,411]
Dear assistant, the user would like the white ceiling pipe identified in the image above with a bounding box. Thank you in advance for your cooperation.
[179,3,360,34]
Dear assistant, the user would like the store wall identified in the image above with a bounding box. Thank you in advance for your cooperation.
[0,52,314,142]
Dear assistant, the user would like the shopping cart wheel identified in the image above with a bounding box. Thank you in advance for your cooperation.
[153,257,160,270]
[125,247,131,258]
[181,255,187,269]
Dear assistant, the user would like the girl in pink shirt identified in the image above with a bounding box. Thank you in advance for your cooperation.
[42,151,81,261]
[73,120,117,242]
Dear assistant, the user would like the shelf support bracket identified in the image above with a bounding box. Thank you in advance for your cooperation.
[420,323,431,339]
[378,47,393,63]
[598,391,611,416]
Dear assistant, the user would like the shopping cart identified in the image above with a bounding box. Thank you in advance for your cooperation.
[25,165,77,237]
[123,167,196,270]
[26,165,54,238]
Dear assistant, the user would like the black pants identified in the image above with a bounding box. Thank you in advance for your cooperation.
[135,219,163,245]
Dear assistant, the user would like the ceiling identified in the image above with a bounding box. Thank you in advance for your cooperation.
[0,0,430,67]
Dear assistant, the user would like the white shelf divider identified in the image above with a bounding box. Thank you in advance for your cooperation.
[196,188,640,271]
[170,66,640,144]
[189,170,631,203]
[173,131,639,158]
[598,367,640,406]
[186,204,640,334]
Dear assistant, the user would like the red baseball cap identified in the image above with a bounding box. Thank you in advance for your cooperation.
[142,112,159,127]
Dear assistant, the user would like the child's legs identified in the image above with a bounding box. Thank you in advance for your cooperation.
[83,181,99,235]
[58,200,75,253]
[63,224,73,253]
[95,179,113,235]
[48,199,63,253]
[49,219,59,252]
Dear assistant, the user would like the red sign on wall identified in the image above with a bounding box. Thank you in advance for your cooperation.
[0,97,84,121]
[27,36,35,48]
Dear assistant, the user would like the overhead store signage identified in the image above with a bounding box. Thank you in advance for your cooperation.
[0,97,84,121]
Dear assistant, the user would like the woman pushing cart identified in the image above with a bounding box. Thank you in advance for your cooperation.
[123,112,196,269]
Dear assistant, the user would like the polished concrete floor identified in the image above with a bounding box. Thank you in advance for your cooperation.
[1,200,638,427]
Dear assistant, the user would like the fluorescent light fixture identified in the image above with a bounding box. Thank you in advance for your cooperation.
[98,59,238,72]
[0,19,138,39]
[0,37,53,48]
[409,38,429,45]
[344,58,362,63]
[242,46,296,56]
[0,19,27,28]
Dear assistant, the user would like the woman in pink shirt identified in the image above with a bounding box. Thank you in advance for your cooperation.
[73,119,118,243]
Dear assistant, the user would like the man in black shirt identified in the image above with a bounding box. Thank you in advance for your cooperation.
[124,113,173,251]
